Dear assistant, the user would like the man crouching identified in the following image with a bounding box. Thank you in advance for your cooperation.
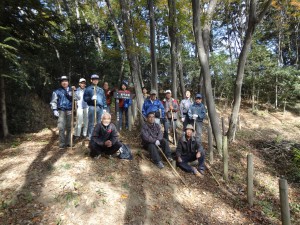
[141,112,173,169]
[176,124,206,177]
[89,112,122,158]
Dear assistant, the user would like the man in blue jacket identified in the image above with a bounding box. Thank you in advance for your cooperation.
[142,90,165,124]
[50,76,76,149]
[84,74,107,139]
[188,93,206,142]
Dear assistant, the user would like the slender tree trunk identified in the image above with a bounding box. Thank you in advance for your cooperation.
[168,0,177,100]
[227,0,272,141]
[149,0,158,91]
[177,36,185,98]
[192,0,222,154]
[1,76,9,138]
[119,0,144,123]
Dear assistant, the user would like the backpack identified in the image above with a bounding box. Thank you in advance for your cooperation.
[119,143,133,160]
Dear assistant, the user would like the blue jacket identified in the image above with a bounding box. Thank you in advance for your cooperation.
[188,102,206,122]
[83,85,107,108]
[50,87,73,111]
[123,98,132,109]
[142,98,165,118]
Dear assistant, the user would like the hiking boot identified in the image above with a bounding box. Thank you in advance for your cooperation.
[193,167,203,178]
[198,169,205,175]
[155,161,164,169]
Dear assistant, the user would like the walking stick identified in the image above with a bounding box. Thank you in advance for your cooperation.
[157,145,187,186]
[93,85,97,127]
[70,88,75,150]
[171,109,176,144]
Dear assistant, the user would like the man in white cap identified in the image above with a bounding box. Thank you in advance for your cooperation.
[180,90,193,130]
[84,74,107,139]
[176,124,206,177]
[50,76,76,148]
[74,78,88,140]
[162,90,179,142]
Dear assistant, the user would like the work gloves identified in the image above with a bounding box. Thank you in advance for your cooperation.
[181,117,185,122]
[53,110,59,118]
[92,95,97,100]
[155,140,160,147]
[192,114,198,120]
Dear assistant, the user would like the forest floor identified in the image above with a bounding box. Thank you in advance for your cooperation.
[0,104,299,225]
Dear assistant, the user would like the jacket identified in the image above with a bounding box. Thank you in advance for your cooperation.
[162,98,179,119]
[104,89,114,106]
[84,85,107,108]
[50,87,73,111]
[180,98,193,117]
[188,102,206,122]
[90,123,118,147]
[76,88,88,109]
[176,135,203,157]
[141,122,163,146]
[142,98,165,118]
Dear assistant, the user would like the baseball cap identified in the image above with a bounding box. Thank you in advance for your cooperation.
[195,93,203,99]
[91,74,99,79]
[79,78,86,83]
[150,90,157,95]
[59,76,68,81]
[165,90,171,94]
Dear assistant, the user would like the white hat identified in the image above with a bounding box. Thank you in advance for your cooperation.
[79,78,86,83]
[165,90,171,94]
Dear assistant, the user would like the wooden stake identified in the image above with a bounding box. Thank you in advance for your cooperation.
[279,178,291,225]
[247,153,254,207]
[70,88,75,150]
[223,136,228,181]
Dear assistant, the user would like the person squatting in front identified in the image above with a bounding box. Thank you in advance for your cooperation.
[89,112,123,158]
[141,112,173,169]
[84,74,107,140]
[162,90,179,142]
[142,89,165,124]
[50,76,77,149]
[188,93,206,142]
[176,124,206,177]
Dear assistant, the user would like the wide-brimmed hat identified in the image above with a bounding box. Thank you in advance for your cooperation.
[185,124,194,131]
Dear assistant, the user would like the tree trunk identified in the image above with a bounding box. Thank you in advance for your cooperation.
[149,0,158,92]
[177,36,185,98]
[1,76,9,138]
[168,0,177,100]
[227,0,272,141]
[119,0,144,123]
[192,0,222,154]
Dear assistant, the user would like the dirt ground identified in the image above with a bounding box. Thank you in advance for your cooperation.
[0,106,299,225]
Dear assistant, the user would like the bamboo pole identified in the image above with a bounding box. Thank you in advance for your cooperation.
[247,153,254,207]
[279,178,291,225]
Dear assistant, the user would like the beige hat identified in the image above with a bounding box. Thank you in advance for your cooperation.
[185,124,194,131]
[150,90,157,95]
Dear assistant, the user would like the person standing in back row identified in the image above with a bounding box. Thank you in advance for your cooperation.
[50,76,76,149]
[188,93,206,142]
[103,81,114,113]
[180,90,193,130]
[142,90,165,124]
[74,78,89,140]
[118,81,131,130]
[84,74,107,140]
[162,90,179,142]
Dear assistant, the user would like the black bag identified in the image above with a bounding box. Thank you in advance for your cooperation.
[119,143,133,160]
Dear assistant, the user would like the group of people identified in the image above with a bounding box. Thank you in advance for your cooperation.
[50,74,207,177]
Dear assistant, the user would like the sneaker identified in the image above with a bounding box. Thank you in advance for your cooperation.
[59,145,65,149]
[155,161,164,169]
[198,169,205,175]
[167,157,173,162]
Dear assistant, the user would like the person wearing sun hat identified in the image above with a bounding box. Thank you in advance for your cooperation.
[176,124,206,177]
[84,74,107,139]
[188,93,206,142]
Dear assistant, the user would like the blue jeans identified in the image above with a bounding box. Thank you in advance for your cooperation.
[88,106,103,138]
[119,107,128,129]
[177,151,206,174]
